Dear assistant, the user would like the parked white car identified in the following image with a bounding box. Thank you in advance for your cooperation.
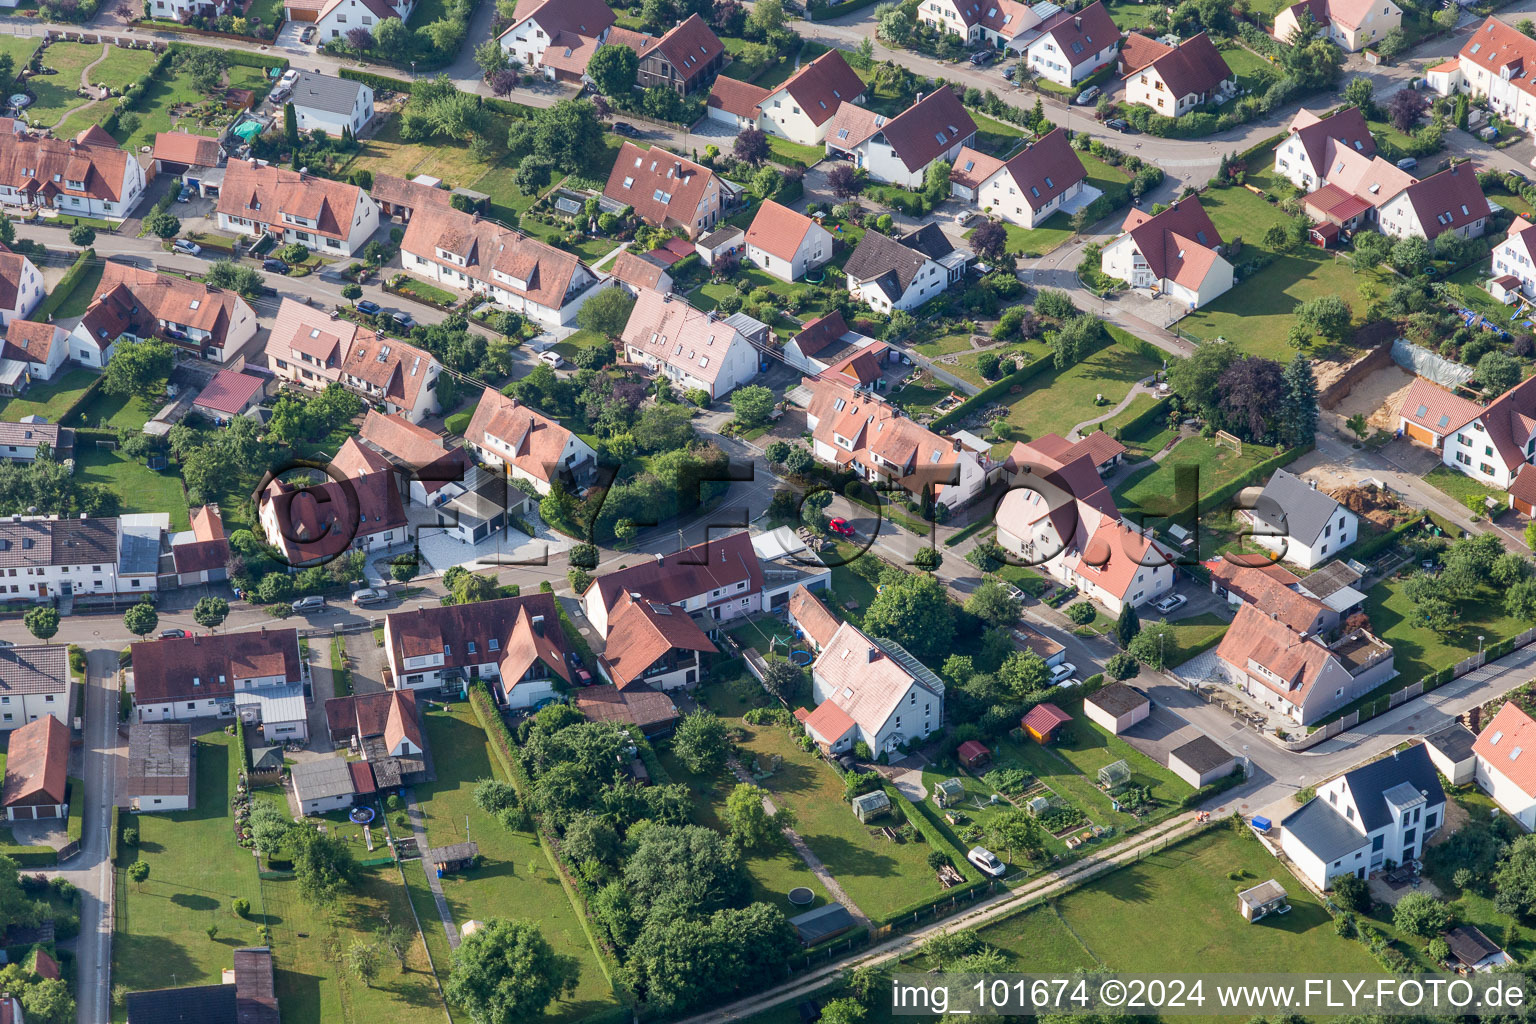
[539,351,566,369]
[351,588,389,606]
[1049,662,1077,684]
[968,846,1007,877]
[1155,594,1187,615]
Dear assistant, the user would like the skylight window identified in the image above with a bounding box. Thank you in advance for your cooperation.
[934,131,948,143]
[1515,747,1525,760]
[1438,414,1450,428]
[1044,176,1053,188]
[189,299,200,310]
[622,176,634,189]
[654,189,672,203]
[1416,404,1428,417]
[1493,730,1505,745]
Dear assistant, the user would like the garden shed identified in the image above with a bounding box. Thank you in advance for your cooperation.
[426,841,479,876]
[851,789,891,823]
[1237,879,1288,922]
[1098,759,1131,789]
[1027,796,1051,816]
[1022,703,1072,744]
[1168,736,1238,788]
[789,903,854,946]
[957,740,991,769]
[933,778,965,808]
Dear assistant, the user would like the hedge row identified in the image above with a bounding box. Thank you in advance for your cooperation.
[339,67,413,95]
[1139,443,1311,525]
[33,247,96,323]
[1350,513,1428,563]
[807,0,881,18]
[58,376,106,428]
[887,782,980,886]
[166,42,287,71]
[1109,395,1172,442]
[932,350,1054,432]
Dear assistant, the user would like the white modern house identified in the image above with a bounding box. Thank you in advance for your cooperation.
[1280,745,1445,889]
[1241,468,1358,569]
[1428,17,1536,132]
[1492,216,1536,300]
[0,248,44,327]
[1120,32,1236,117]
[844,224,970,313]
[1397,373,1536,490]
[462,387,597,495]
[949,127,1089,228]
[1375,164,1493,243]
[753,50,867,146]
[496,0,614,81]
[288,72,374,138]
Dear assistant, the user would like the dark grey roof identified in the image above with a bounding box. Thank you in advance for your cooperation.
[0,515,117,568]
[1296,559,1362,601]
[1424,725,1477,765]
[126,721,192,796]
[843,230,934,302]
[1250,469,1345,547]
[1443,925,1502,966]
[426,841,479,863]
[789,902,854,945]
[1341,744,1444,831]
[288,71,367,116]
[0,643,68,697]
[902,223,955,261]
[119,516,163,576]
[1170,735,1234,773]
[126,984,238,1024]
[697,225,743,249]
[1086,682,1147,717]
[446,465,510,524]
[1281,797,1369,864]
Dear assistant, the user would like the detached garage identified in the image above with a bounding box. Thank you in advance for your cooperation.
[1083,683,1150,735]
[1,715,69,820]
[1169,736,1238,789]
[1423,724,1477,786]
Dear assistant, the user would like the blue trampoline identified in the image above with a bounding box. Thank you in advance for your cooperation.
[790,650,812,667]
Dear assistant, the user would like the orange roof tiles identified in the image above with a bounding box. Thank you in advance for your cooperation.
[746,200,817,264]
[1474,702,1536,797]
[0,715,67,809]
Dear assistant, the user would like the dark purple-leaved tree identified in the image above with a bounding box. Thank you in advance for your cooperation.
[733,128,769,167]
[1217,355,1285,442]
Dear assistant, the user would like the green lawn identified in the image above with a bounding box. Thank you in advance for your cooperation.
[734,718,945,920]
[988,330,1163,456]
[407,704,621,1022]
[72,389,158,431]
[0,368,97,423]
[1219,45,1277,94]
[1196,177,1292,250]
[1114,436,1282,520]
[1100,0,1162,28]
[1360,577,1525,696]
[887,373,952,418]
[992,725,1181,837]
[766,135,825,169]
[1162,612,1231,663]
[1179,250,1390,361]
[46,261,105,321]
[0,37,40,72]
[1424,464,1505,513]
[75,447,190,529]
[972,150,1133,256]
[1102,393,1174,457]
[974,828,1383,975]
[972,111,1026,157]
[1446,264,1525,331]
[28,43,109,127]
[48,45,168,140]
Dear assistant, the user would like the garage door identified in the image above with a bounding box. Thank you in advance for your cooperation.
[34,805,58,818]
[1404,422,1436,447]
[1517,496,1535,517]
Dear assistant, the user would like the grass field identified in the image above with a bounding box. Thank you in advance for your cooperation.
[48,262,106,320]
[72,389,158,431]
[0,37,40,72]
[1360,577,1525,697]
[1113,436,1279,519]
[1196,177,1292,250]
[29,43,110,127]
[1102,393,1174,457]
[988,332,1162,455]
[351,112,515,189]
[972,111,1026,157]
[406,704,621,1022]
[1101,0,1162,28]
[1446,264,1525,331]
[108,59,275,155]
[974,828,1382,978]
[1219,45,1277,94]
[1424,464,1505,512]
[732,714,945,920]
[75,447,190,529]
[888,372,952,418]
[0,368,96,423]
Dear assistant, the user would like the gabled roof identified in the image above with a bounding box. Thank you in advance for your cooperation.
[261,440,406,564]
[790,311,850,358]
[1248,468,1347,547]
[1459,16,1536,101]
[125,985,238,1024]
[802,698,856,742]
[1032,2,1120,63]
[0,127,133,203]
[0,714,67,808]
[194,369,265,416]
[1207,558,1325,633]
[1281,793,1368,862]
[1023,702,1072,734]
[463,387,582,485]
[1123,31,1232,99]
[605,141,718,230]
[1504,215,1536,265]
[1339,744,1444,830]
[843,228,949,301]
[949,146,1005,191]
[287,71,367,116]
[153,130,221,167]
[973,127,1087,212]
[217,160,370,243]
[746,199,818,263]
[707,75,770,118]
[788,584,840,649]
[591,529,763,616]
[1070,518,1175,602]
[1392,163,1491,239]
[868,88,977,174]
[132,629,301,704]
[824,101,887,151]
[86,262,251,348]
[400,205,588,312]
[636,14,723,84]
[369,172,454,214]
[1305,182,1373,223]
[358,409,465,490]
[1118,197,1224,291]
[1119,31,1171,73]
[609,250,671,291]
[1465,369,1536,474]
[1287,106,1374,173]
[947,0,1038,35]
[770,49,865,128]
[500,0,614,42]
[385,593,571,680]
[266,295,362,368]
[1322,146,1416,207]
[619,287,749,386]
[1216,602,1335,703]
[1397,376,1481,437]
[599,590,716,687]
[3,319,65,365]
[1474,701,1536,798]
[811,621,943,736]
[339,330,437,414]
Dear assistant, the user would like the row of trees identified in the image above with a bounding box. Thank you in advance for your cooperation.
[1165,345,1318,447]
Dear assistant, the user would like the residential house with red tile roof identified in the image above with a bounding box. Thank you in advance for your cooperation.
[382,593,575,706]
[995,436,1175,614]
[784,311,863,374]
[1121,32,1236,118]
[583,530,763,636]
[788,584,841,653]
[462,386,597,495]
[1215,602,1394,726]
[754,50,868,146]
[612,14,725,95]
[1206,556,1336,634]
[400,204,605,326]
[597,590,717,690]
[370,172,455,223]
[258,437,410,565]
[337,325,441,424]
[949,127,1088,228]
[919,0,1045,53]
[170,505,231,587]
[131,628,303,724]
[191,368,267,422]
[608,249,674,295]
[1429,17,1536,130]
[1273,107,1377,191]
[745,200,834,282]
[1473,702,1536,829]
[67,262,257,367]
[1395,376,1483,450]
[799,375,995,509]
[805,620,944,754]
[0,644,70,732]
[619,288,760,399]
[1022,2,1121,87]
[1100,197,1233,308]
[1021,430,1127,472]
[498,0,616,81]
[216,160,380,257]
[288,0,415,45]
[0,126,146,220]
[1,715,68,819]
[1273,0,1401,51]
[0,320,67,388]
[358,408,469,505]
[323,689,424,759]
[152,130,222,195]
[0,246,42,328]
[830,87,977,188]
[1377,163,1493,242]
[1492,215,1536,301]
[1404,370,1536,489]
[706,76,771,130]
[604,142,732,239]
[842,223,971,313]
[264,296,363,390]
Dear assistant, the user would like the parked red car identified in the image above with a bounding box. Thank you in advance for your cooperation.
[828,517,855,537]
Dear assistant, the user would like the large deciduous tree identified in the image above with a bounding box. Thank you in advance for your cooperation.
[447,918,580,1024]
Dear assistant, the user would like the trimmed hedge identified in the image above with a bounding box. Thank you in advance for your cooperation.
[1350,513,1427,563]
[932,350,1055,432]
[34,248,97,323]
[889,783,978,884]
[339,67,412,95]
[171,43,288,71]
[1110,395,1172,442]
[58,376,106,428]
[807,0,881,17]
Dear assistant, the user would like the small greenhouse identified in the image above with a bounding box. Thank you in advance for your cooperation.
[1098,759,1131,789]
[1026,795,1051,816]
[933,777,965,808]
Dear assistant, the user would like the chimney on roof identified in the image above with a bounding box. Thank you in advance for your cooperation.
[654,552,665,564]
[192,635,199,645]
[1074,14,1082,27]
[915,92,924,103]
[867,647,881,662]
